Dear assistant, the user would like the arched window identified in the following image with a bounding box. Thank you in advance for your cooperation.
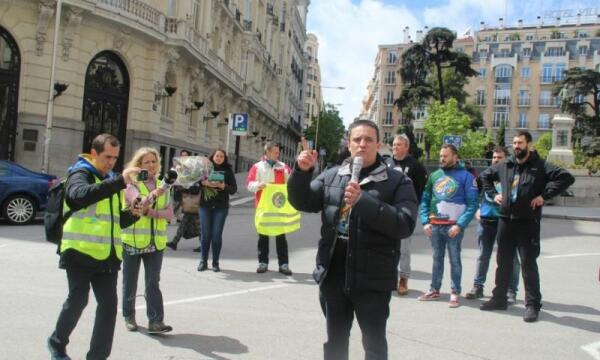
[0,26,20,160]
[81,51,130,170]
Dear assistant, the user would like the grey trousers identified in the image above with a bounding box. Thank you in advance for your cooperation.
[398,237,411,279]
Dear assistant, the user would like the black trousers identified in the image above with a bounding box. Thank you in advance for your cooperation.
[319,277,391,360]
[49,268,118,360]
[257,234,288,265]
[492,217,542,309]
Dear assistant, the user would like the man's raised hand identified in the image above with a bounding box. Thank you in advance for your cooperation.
[296,137,318,172]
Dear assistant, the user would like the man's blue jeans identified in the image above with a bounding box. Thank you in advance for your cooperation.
[474,220,520,293]
[199,206,229,265]
[429,224,464,294]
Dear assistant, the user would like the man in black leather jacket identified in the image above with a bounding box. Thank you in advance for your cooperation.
[288,120,417,360]
[479,130,574,322]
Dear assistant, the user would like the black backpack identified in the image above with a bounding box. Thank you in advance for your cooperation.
[44,170,89,246]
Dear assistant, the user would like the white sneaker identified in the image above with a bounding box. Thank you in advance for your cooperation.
[449,293,460,308]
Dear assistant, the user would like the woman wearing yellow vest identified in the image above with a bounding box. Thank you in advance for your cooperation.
[121,147,174,334]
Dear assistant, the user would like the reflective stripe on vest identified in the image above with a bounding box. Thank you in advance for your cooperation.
[254,184,301,236]
[60,176,122,260]
[121,179,169,250]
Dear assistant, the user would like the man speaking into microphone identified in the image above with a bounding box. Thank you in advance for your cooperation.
[288,120,417,360]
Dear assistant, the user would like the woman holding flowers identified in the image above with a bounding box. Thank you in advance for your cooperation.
[197,149,237,272]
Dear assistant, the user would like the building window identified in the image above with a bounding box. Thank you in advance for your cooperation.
[384,112,393,125]
[478,68,487,78]
[525,34,534,41]
[498,48,511,57]
[579,46,588,56]
[495,65,512,83]
[192,0,202,30]
[388,51,397,64]
[484,36,492,42]
[167,0,177,17]
[494,85,511,105]
[576,31,588,38]
[541,64,553,83]
[555,63,566,81]
[539,90,552,106]
[385,71,396,85]
[493,108,509,128]
[545,47,565,57]
[538,113,550,128]
[520,67,530,79]
[384,91,394,105]
[476,90,486,106]
[575,93,585,104]
[518,90,530,106]
[522,48,531,57]
[413,108,426,120]
[517,112,528,128]
[479,50,488,59]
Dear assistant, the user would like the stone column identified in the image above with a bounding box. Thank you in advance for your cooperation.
[547,114,575,165]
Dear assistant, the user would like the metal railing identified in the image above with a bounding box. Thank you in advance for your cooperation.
[97,0,161,26]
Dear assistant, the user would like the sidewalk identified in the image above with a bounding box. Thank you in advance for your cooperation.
[543,205,600,222]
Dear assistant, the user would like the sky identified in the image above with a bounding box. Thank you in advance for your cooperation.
[306,0,599,127]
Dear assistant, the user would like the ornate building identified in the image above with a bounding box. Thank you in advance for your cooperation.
[362,14,600,154]
[0,0,309,175]
[304,32,322,129]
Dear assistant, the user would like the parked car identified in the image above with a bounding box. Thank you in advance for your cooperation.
[0,160,57,225]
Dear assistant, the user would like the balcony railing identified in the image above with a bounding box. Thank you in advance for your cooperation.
[518,97,530,106]
[539,98,560,107]
[538,121,551,129]
[495,76,512,83]
[540,75,564,84]
[97,0,161,26]
[494,98,511,106]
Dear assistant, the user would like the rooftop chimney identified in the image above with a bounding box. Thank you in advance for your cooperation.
[403,26,409,43]
[499,17,504,29]
[480,21,485,30]
[555,17,561,27]
[518,19,523,29]
[537,15,542,28]
[416,30,424,42]
[576,13,581,26]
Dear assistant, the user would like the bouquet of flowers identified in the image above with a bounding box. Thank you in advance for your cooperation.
[172,156,218,200]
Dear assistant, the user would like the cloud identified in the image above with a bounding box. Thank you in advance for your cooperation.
[308,0,422,126]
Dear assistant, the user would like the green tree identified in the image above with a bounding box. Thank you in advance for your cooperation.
[423,99,471,156]
[553,68,600,138]
[303,104,346,163]
[533,132,553,159]
[496,122,506,146]
[460,129,493,158]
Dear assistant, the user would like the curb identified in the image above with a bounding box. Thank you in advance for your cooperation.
[542,214,600,222]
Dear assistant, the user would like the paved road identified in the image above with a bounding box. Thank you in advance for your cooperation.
[0,201,599,359]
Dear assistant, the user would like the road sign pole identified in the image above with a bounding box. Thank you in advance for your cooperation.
[225,113,232,154]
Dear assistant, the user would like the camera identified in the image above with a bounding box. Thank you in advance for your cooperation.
[137,169,149,181]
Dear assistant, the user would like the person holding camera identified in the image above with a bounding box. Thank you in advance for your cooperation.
[198,149,237,272]
[121,147,174,334]
[47,134,142,360]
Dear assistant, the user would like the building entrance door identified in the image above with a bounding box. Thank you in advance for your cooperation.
[0,27,21,161]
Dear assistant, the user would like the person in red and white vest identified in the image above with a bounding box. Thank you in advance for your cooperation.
[246,142,293,275]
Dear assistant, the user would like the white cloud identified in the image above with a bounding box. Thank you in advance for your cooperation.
[308,0,422,126]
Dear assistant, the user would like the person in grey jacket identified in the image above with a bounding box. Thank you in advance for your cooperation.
[288,120,417,360]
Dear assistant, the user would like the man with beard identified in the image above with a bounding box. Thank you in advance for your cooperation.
[418,144,479,308]
[385,134,427,295]
[480,131,574,322]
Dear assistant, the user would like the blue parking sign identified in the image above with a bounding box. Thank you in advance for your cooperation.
[229,113,249,136]
[443,135,463,148]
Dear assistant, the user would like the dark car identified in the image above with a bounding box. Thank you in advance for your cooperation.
[0,160,57,224]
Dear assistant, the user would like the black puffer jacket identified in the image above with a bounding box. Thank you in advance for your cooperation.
[287,157,417,292]
[481,151,575,220]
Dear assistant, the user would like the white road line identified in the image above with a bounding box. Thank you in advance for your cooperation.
[134,283,289,311]
[0,244,9,249]
[582,341,600,360]
[543,253,600,259]
[230,196,255,206]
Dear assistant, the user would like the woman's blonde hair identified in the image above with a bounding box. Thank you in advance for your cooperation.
[126,147,162,176]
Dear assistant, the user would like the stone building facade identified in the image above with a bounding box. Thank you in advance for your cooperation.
[0,0,309,175]
[304,32,322,129]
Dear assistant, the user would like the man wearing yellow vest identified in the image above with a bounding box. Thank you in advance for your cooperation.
[47,134,141,360]
[247,141,294,275]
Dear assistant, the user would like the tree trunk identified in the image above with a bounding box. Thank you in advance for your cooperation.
[436,60,445,103]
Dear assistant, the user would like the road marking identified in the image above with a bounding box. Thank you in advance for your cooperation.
[543,253,600,259]
[582,341,600,360]
[0,244,9,249]
[230,196,254,206]
[134,283,289,311]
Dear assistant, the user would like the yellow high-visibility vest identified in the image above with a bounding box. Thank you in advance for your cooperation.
[121,180,169,250]
[255,184,300,236]
[61,176,123,260]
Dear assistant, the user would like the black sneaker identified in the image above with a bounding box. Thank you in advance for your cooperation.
[166,241,177,250]
[523,306,539,322]
[47,338,71,360]
[465,285,484,299]
[148,321,173,334]
[197,260,208,271]
[124,316,138,332]
[192,247,201,252]
[212,264,221,272]
[480,299,508,311]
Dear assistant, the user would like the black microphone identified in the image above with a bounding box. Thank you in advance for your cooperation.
[139,170,178,208]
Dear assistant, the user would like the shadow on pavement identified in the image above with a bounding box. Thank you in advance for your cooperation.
[146,332,248,360]
[219,268,315,285]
